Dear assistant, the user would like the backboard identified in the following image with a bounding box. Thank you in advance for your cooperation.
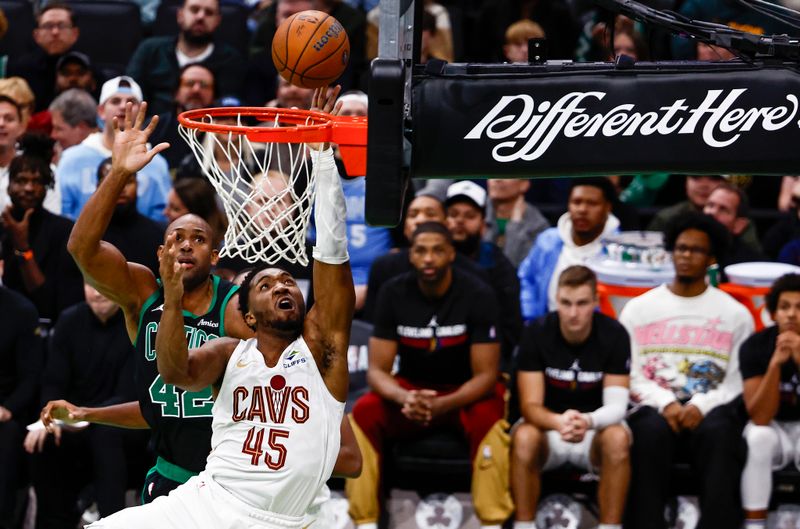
[365,0,800,226]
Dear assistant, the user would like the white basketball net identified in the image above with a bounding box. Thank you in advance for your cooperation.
[269,386,286,419]
[178,112,322,266]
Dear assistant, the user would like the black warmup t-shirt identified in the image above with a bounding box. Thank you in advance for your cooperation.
[135,275,239,473]
[517,312,630,414]
[740,326,800,422]
[373,269,500,387]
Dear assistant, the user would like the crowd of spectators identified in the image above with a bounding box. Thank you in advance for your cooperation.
[2,0,800,528]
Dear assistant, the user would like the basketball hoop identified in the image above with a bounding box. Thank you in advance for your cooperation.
[178,107,367,265]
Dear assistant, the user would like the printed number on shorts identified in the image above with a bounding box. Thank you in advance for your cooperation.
[148,375,214,418]
[242,427,290,469]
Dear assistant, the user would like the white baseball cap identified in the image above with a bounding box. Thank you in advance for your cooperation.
[99,76,143,105]
[445,180,487,211]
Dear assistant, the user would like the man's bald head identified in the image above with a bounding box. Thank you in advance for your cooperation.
[165,213,213,241]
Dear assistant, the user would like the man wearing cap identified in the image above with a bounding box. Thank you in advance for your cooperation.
[126,0,245,117]
[518,178,621,322]
[54,51,97,97]
[8,3,81,111]
[56,76,171,223]
[445,180,522,365]
[151,63,217,169]
[346,221,507,529]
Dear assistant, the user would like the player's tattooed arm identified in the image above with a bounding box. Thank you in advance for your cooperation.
[156,232,236,391]
[304,84,355,403]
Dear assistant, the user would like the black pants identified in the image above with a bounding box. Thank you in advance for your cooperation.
[32,425,149,529]
[0,419,26,528]
[625,403,746,529]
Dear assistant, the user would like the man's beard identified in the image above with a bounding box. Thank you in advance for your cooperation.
[453,233,481,258]
[182,30,213,47]
[111,201,137,223]
[267,315,304,337]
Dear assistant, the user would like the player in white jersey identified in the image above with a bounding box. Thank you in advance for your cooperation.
[87,87,355,529]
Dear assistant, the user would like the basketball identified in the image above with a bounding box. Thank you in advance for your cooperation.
[272,10,350,89]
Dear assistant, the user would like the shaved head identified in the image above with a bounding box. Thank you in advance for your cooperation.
[159,213,218,291]
[165,213,213,242]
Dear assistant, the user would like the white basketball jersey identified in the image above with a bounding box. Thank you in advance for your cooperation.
[205,337,344,518]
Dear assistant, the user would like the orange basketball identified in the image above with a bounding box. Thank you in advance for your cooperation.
[272,10,350,89]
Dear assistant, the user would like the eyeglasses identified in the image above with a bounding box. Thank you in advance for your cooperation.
[38,22,74,31]
[673,244,710,256]
[180,79,213,90]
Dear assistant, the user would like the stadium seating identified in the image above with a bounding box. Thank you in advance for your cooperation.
[0,0,36,58]
[68,0,142,77]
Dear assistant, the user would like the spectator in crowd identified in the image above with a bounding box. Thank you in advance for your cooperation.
[512,265,630,529]
[0,78,35,130]
[0,96,25,213]
[126,0,245,117]
[620,212,752,529]
[57,76,171,223]
[26,284,147,529]
[0,134,83,325]
[346,222,506,529]
[502,19,545,63]
[49,89,97,154]
[0,285,42,529]
[362,192,489,322]
[518,178,620,322]
[267,76,314,109]
[739,273,800,528]
[445,181,522,363]
[485,178,549,268]
[163,178,227,248]
[612,27,648,61]
[151,64,217,169]
[703,183,765,263]
[53,51,97,97]
[95,157,164,276]
[647,175,724,232]
[419,10,443,64]
[8,3,80,111]
[764,178,800,259]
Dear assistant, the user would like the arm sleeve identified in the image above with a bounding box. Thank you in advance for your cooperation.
[3,302,43,417]
[588,386,629,430]
[688,310,753,415]
[310,148,349,265]
[371,282,397,340]
[619,304,678,412]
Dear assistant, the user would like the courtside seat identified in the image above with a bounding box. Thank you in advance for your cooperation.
[151,0,249,57]
[0,0,36,58]
[69,0,142,77]
[384,431,472,493]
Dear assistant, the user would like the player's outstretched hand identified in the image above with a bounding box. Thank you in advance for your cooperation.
[159,231,185,305]
[41,399,86,431]
[309,85,343,152]
[111,101,169,177]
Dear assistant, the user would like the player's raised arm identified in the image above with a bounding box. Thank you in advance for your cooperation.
[67,102,169,329]
[156,232,236,392]
[304,85,355,403]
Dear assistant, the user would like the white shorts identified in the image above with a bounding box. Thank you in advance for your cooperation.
[542,429,597,472]
[86,472,306,529]
[744,420,800,471]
